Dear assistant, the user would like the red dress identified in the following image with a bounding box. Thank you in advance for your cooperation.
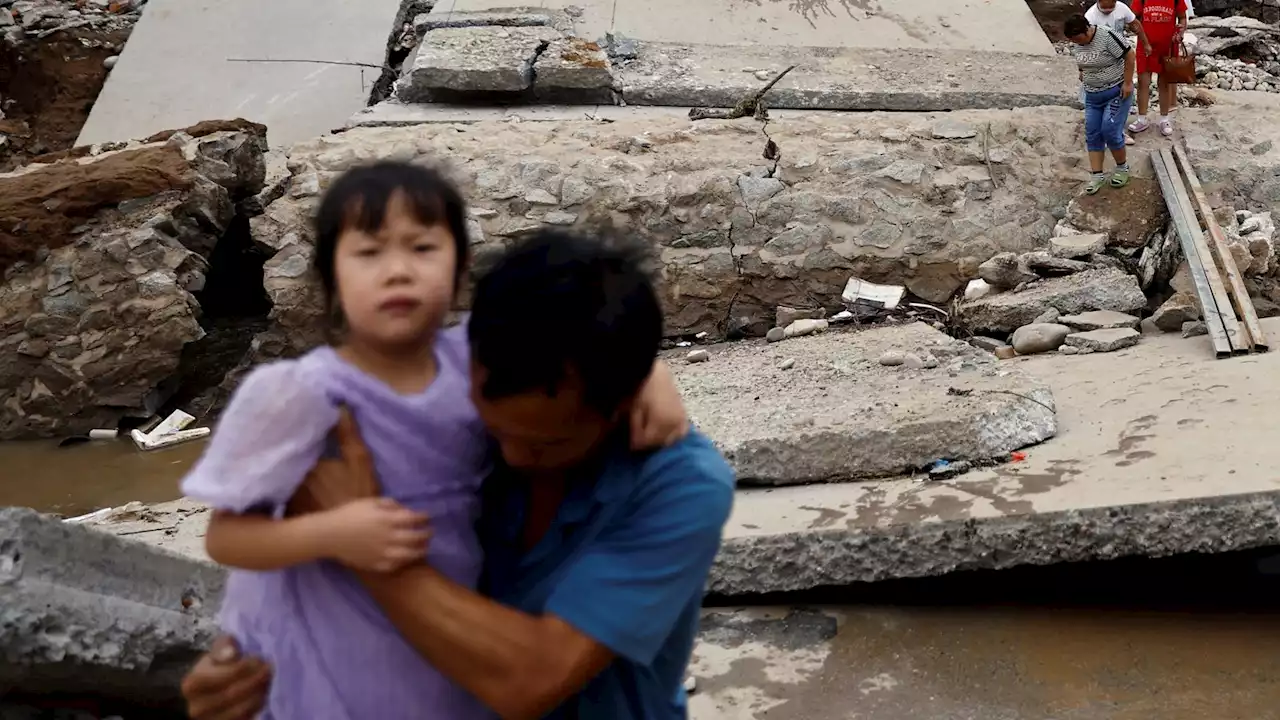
[1133,0,1188,74]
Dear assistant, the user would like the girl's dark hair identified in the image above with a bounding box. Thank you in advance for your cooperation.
[1063,14,1090,38]
[312,161,469,303]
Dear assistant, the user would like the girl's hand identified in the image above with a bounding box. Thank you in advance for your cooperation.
[629,360,690,450]
[321,498,431,572]
[1123,80,1134,98]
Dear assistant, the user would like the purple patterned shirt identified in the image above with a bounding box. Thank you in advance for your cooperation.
[182,326,492,719]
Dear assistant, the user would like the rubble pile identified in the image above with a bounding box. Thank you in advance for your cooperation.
[0,0,144,43]
[1191,16,1280,93]
[0,120,268,439]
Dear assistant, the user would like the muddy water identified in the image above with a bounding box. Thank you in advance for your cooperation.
[695,605,1280,720]
[0,438,202,516]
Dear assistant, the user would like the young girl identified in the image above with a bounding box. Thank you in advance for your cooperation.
[181,162,685,718]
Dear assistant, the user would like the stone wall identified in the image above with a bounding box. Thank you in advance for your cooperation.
[0,126,266,439]
[253,108,1099,350]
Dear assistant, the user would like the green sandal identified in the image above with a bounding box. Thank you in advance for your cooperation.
[1110,167,1131,188]
[1085,175,1107,195]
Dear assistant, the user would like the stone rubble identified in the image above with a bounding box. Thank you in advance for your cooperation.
[0,506,224,709]
[1010,322,1072,355]
[1,0,145,45]
[1064,327,1142,353]
[959,268,1148,335]
[0,121,268,439]
[1059,310,1142,331]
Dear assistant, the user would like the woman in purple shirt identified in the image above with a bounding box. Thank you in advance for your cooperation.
[180,162,685,718]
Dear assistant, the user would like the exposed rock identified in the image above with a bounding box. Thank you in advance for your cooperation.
[784,318,828,338]
[1033,308,1061,324]
[397,26,562,98]
[978,252,1036,289]
[671,322,1057,485]
[412,10,553,31]
[1064,328,1141,353]
[931,119,977,140]
[779,357,796,370]
[534,37,614,93]
[903,352,939,370]
[1152,292,1202,331]
[1065,178,1168,249]
[959,268,1147,334]
[687,349,710,363]
[1011,323,1071,355]
[1021,251,1090,277]
[1058,345,1080,355]
[995,346,1018,359]
[1050,232,1108,258]
[0,507,224,708]
[879,350,906,366]
[1182,320,1209,338]
[969,336,1009,354]
[766,327,786,343]
[776,305,824,328]
[0,125,268,439]
[1059,310,1141,331]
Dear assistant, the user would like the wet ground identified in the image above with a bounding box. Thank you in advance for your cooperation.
[694,548,1280,719]
[0,437,200,516]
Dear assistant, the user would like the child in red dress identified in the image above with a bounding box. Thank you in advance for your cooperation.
[1127,0,1188,137]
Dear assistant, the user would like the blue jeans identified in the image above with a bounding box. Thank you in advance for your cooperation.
[1083,84,1132,152]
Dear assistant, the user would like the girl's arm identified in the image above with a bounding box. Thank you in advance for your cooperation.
[628,359,689,449]
[205,511,332,570]
[1130,20,1152,55]
[206,500,430,572]
[182,360,426,574]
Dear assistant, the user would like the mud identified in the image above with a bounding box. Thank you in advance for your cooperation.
[0,28,130,172]
[0,143,195,274]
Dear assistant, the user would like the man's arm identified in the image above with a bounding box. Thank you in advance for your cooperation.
[357,567,613,720]
[355,439,735,720]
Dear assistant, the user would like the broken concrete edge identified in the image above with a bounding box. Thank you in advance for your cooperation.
[0,507,223,705]
[726,388,1058,487]
[708,488,1280,596]
[387,34,1078,114]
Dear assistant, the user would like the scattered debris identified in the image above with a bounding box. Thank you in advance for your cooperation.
[1183,320,1209,338]
[1064,328,1142,353]
[1059,310,1141,331]
[128,409,209,451]
[842,277,905,310]
[779,357,796,370]
[928,458,973,479]
[687,349,710,363]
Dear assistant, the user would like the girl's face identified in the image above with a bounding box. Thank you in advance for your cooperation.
[333,190,458,349]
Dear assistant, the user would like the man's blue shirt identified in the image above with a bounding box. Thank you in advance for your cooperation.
[479,430,735,719]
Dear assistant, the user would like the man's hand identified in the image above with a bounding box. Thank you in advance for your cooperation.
[181,636,271,720]
[629,360,689,450]
[288,407,381,517]
[322,497,430,572]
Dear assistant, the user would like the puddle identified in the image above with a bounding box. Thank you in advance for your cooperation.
[0,437,204,516]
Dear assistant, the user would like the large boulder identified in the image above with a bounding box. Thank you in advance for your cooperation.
[959,268,1147,334]
[0,123,268,439]
[1064,177,1168,249]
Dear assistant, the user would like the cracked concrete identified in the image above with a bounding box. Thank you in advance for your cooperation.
[668,323,1058,486]
[0,507,223,707]
[709,317,1280,595]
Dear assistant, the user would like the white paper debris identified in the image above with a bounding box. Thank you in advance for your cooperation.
[841,277,905,310]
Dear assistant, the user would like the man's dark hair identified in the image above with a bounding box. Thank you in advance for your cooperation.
[1064,13,1090,38]
[313,161,469,303]
[468,230,663,417]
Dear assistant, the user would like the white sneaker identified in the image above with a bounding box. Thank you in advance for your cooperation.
[1159,119,1174,137]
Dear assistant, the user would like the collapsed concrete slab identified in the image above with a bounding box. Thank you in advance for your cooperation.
[0,123,268,439]
[959,268,1148,335]
[76,0,412,148]
[397,25,563,100]
[0,507,223,707]
[707,318,1280,595]
[616,44,1078,112]
[669,323,1057,486]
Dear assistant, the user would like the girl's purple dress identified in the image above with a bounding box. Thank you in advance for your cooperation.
[182,326,492,719]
